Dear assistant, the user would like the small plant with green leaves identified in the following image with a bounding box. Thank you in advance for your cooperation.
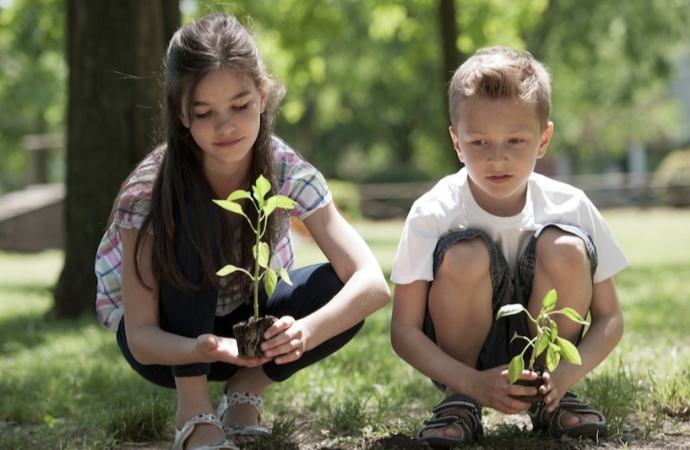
[496,289,589,401]
[213,174,296,357]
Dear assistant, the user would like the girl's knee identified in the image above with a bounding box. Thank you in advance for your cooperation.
[536,228,589,273]
[436,237,490,284]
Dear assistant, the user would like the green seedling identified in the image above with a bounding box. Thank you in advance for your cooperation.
[213,174,296,319]
[496,289,589,384]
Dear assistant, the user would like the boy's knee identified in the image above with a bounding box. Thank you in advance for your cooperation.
[436,237,490,283]
[536,228,589,272]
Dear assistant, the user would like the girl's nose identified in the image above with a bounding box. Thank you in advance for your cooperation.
[215,112,237,132]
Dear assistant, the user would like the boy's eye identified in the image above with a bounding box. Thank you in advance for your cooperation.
[508,138,524,144]
[471,140,487,146]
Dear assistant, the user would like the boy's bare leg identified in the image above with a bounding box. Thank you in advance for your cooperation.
[422,237,493,440]
[529,227,599,428]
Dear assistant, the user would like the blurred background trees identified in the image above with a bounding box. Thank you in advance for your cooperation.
[0,0,688,316]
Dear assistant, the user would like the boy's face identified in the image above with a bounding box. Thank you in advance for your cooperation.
[449,97,553,217]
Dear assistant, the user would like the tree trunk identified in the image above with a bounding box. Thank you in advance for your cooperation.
[438,0,461,88]
[53,0,179,318]
[438,0,463,170]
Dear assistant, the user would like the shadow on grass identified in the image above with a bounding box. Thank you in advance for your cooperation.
[0,307,98,356]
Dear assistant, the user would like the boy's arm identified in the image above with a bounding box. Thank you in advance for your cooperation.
[542,276,624,410]
[391,280,477,392]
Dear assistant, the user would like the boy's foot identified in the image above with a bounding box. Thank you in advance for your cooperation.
[528,391,607,439]
[416,394,483,447]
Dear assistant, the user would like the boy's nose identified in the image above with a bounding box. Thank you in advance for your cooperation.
[488,144,508,162]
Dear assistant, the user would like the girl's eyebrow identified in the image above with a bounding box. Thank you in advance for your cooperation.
[194,89,251,106]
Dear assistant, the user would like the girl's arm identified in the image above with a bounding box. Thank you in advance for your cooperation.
[120,227,266,367]
[287,202,390,350]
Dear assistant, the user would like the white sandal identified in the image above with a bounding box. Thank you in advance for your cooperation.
[216,392,270,438]
[173,413,239,450]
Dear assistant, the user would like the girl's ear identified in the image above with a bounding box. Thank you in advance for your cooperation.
[179,113,189,128]
[259,78,270,114]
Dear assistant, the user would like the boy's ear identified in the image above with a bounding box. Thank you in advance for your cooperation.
[449,126,464,163]
[537,121,554,158]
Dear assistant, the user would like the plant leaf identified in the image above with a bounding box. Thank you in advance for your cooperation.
[556,337,582,365]
[216,264,250,277]
[278,268,293,285]
[264,268,278,297]
[225,190,251,201]
[496,303,525,319]
[255,242,270,268]
[253,175,271,203]
[546,343,561,371]
[549,321,559,342]
[508,355,524,384]
[264,195,297,217]
[559,307,588,324]
[212,199,246,217]
[542,289,557,311]
[534,332,550,358]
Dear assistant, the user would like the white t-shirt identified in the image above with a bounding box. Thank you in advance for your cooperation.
[391,169,628,284]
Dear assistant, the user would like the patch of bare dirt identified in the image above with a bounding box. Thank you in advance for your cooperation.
[115,415,690,450]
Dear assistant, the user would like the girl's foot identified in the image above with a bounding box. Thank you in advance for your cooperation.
[219,393,267,445]
[175,412,235,450]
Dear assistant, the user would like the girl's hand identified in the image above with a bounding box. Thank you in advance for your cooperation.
[468,365,537,414]
[196,334,269,367]
[260,315,308,364]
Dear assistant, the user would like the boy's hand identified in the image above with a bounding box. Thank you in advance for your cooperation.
[470,366,537,414]
[196,333,270,366]
[260,315,308,365]
[537,370,567,413]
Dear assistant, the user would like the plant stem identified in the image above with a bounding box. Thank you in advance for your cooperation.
[253,211,262,319]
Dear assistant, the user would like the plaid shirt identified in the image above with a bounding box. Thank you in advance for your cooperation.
[95,136,331,332]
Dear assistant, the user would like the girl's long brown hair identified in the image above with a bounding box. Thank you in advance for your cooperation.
[132,13,285,296]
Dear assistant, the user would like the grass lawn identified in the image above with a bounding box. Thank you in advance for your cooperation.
[0,208,689,449]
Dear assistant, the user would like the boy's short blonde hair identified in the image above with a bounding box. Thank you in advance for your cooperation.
[448,46,551,129]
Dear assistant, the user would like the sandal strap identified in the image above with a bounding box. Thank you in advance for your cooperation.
[416,394,483,444]
[528,390,607,438]
[174,413,239,450]
[431,394,482,427]
[216,391,264,423]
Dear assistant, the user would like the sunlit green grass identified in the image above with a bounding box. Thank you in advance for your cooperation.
[0,208,689,449]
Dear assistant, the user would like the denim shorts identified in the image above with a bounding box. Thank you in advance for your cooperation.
[424,224,597,389]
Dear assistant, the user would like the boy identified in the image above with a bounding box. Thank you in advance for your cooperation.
[390,46,627,447]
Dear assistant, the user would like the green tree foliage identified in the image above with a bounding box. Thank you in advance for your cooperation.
[0,0,65,192]
[1,0,688,193]
[526,0,690,170]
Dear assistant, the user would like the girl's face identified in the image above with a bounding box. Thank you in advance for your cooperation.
[184,68,267,180]
[449,96,553,217]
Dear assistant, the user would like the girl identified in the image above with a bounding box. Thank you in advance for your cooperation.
[95,12,390,450]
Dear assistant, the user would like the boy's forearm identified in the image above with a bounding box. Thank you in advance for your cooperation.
[554,311,624,388]
[391,323,476,395]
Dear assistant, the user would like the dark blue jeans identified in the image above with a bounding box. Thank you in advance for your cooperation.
[117,261,363,389]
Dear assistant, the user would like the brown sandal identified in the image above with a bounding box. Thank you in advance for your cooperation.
[528,390,607,439]
[416,394,483,448]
